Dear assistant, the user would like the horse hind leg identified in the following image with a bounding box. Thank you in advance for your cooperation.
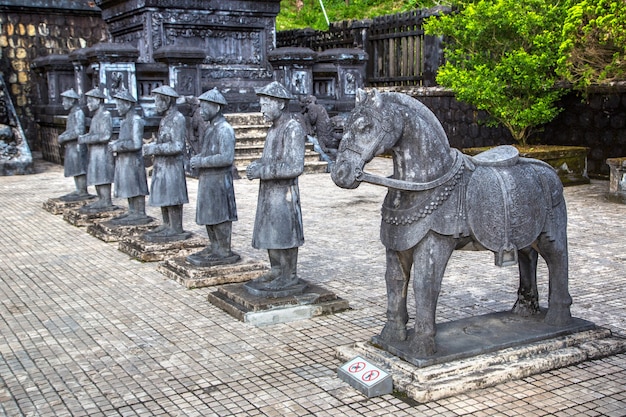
[379,248,413,343]
[512,246,540,317]
[538,204,572,326]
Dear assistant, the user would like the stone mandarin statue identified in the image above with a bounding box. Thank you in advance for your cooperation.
[78,88,115,212]
[108,89,150,225]
[186,88,240,266]
[246,81,306,290]
[142,85,190,241]
[57,88,89,201]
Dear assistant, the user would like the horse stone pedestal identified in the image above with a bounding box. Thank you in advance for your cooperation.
[207,282,350,326]
[157,256,269,289]
[117,234,208,262]
[336,311,626,403]
[86,218,157,242]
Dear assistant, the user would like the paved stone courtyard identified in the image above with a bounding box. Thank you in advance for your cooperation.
[1,157,625,416]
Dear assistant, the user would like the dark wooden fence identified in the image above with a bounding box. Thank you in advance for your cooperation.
[277,8,447,87]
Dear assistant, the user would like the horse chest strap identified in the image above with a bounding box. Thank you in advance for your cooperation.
[381,165,464,226]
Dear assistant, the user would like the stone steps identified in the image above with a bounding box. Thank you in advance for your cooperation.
[225,112,328,176]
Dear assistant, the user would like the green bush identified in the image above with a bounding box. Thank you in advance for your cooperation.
[424,0,570,146]
[557,0,626,92]
[277,0,406,31]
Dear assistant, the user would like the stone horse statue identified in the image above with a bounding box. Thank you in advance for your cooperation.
[331,89,572,356]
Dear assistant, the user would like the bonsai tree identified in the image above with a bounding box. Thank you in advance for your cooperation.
[557,0,626,93]
[424,0,570,146]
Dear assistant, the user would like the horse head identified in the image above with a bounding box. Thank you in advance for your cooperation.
[331,89,403,189]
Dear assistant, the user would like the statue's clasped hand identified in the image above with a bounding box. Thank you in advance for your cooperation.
[246,161,260,180]
[189,155,199,169]
[143,143,154,157]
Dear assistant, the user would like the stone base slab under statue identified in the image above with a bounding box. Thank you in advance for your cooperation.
[157,256,269,289]
[336,311,626,403]
[117,233,207,262]
[63,205,122,227]
[86,217,157,242]
[43,195,96,215]
[207,281,349,326]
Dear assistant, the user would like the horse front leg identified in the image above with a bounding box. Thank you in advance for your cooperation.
[411,231,456,356]
[379,248,413,343]
[512,246,540,317]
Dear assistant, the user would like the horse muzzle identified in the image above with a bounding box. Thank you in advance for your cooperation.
[331,158,361,189]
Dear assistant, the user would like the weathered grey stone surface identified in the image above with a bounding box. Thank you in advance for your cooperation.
[118,234,207,262]
[42,195,95,215]
[157,256,269,289]
[337,326,626,403]
[0,74,33,175]
[62,205,122,227]
[207,282,350,326]
[186,88,239,267]
[245,82,306,293]
[86,218,157,243]
[606,157,626,203]
[142,85,190,242]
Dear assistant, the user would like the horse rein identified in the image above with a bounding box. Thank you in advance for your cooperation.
[355,149,465,192]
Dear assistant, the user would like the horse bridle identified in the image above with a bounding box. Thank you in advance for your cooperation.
[356,149,465,192]
[342,107,397,170]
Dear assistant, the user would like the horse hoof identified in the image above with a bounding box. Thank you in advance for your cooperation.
[410,335,436,357]
[512,300,540,317]
[379,322,407,342]
[544,308,572,326]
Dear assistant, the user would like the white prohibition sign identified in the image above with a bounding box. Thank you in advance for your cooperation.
[362,369,380,382]
[348,361,366,373]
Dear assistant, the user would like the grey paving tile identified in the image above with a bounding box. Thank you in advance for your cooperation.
[0,158,625,416]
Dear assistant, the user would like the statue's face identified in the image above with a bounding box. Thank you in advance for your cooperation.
[61,97,75,111]
[259,96,283,123]
[86,96,100,112]
[116,99,132,116]
[200,101,220,121]
[154,94,170,114]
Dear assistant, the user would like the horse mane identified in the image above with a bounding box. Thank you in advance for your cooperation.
[379,91,450,148]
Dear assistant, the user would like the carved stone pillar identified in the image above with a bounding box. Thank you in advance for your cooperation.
[314,48,368,112]
[268,47,317,111]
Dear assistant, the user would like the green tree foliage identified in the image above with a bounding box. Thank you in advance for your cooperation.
[277,0,408,31]
[424,0,569,145]
[557,0,626,92]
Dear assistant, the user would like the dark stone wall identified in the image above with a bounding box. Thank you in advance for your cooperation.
[538,90,626,177]
[384,86,626,178]
[0,1,108,150]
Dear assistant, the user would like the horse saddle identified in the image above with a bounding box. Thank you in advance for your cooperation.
[466,146,548,267]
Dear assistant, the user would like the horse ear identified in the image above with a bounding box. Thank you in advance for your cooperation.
[371,89,383,108]
[355,89,367,106]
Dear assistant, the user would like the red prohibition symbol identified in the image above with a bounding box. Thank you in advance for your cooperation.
[362,369,380,382]
[348,361,366,373]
